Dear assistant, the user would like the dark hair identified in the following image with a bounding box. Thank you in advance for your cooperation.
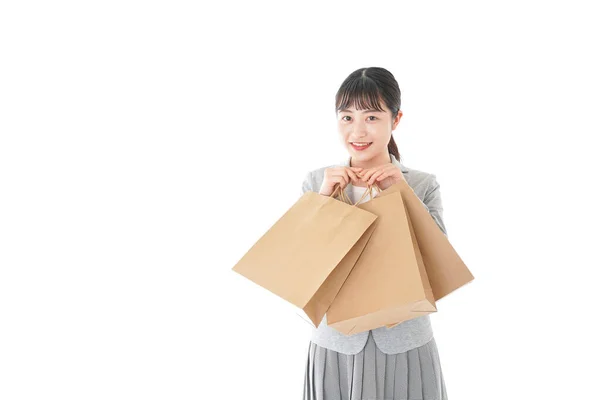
[335,67,402,162]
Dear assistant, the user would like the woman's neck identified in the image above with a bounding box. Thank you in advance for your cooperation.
[349,152,392,169]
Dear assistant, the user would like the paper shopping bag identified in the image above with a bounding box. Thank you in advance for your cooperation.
[232,183,378,328]
[377,182,475,304]
[326,190,437,335]
[385,206,434,328]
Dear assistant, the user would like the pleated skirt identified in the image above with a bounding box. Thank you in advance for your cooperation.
[303,331,448,400]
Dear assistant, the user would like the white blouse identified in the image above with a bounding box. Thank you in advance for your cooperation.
[349,185,378,204]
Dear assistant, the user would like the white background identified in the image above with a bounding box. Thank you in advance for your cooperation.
[1,1,599,399]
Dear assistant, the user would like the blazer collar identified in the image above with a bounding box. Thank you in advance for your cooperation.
[338,152,408,202]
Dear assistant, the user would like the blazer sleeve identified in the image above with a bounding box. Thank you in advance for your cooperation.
[422,174,448,237]
[301,171,313,194]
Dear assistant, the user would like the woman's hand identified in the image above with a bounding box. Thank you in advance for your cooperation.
[359,163,407,191]
[319,166,364,196]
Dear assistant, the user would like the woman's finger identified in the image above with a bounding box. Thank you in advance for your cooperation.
[332,175,347,189]
[346,167,358,176]
[336,170,350,186]
[376,171,391,181]
[345,167,360,183]
[361,167,380,182]
[368,170,386,185]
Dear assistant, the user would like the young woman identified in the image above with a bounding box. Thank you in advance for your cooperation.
[301,67,449,400]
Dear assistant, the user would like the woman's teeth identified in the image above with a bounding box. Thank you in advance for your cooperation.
[351,142,373,150]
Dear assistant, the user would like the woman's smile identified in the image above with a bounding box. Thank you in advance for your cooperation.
[350,142,373,151]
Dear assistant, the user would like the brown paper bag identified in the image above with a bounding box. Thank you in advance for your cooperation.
[385,207,434,328]
[377,182,475,304]
[326,190,437,335]
[382,181,475,328]
[232,184,378,327]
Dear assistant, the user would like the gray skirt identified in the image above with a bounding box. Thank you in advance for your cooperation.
[303,331,448,400]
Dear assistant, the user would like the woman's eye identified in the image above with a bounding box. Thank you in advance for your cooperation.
[341,116,376,121]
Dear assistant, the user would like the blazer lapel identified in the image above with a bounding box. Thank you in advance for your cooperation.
[340,153,408,202]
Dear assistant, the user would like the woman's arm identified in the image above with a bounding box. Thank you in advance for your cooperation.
[422,174,448,237]
[301,171,313,194]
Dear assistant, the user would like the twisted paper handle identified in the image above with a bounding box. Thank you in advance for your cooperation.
[330,182,382,206]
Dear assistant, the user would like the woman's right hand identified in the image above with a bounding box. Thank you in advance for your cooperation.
[319,166,364,196]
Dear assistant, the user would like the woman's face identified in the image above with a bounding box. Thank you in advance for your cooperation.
[337,102,402,163]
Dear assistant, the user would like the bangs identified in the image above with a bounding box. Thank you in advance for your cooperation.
[336,79,386,113]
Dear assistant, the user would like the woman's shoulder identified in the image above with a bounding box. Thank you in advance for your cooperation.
[403,165,437,187]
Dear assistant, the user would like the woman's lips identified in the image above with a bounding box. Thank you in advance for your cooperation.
[350,142,372,151]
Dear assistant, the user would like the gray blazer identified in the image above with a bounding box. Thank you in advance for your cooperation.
[301,153,448,355]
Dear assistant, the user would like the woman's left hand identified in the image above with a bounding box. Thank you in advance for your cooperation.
[359,163,407,191]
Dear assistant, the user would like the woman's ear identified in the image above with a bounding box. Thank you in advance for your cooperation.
[392,110,402,130]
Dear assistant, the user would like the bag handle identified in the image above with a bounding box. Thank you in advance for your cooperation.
[331,183,383,206]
